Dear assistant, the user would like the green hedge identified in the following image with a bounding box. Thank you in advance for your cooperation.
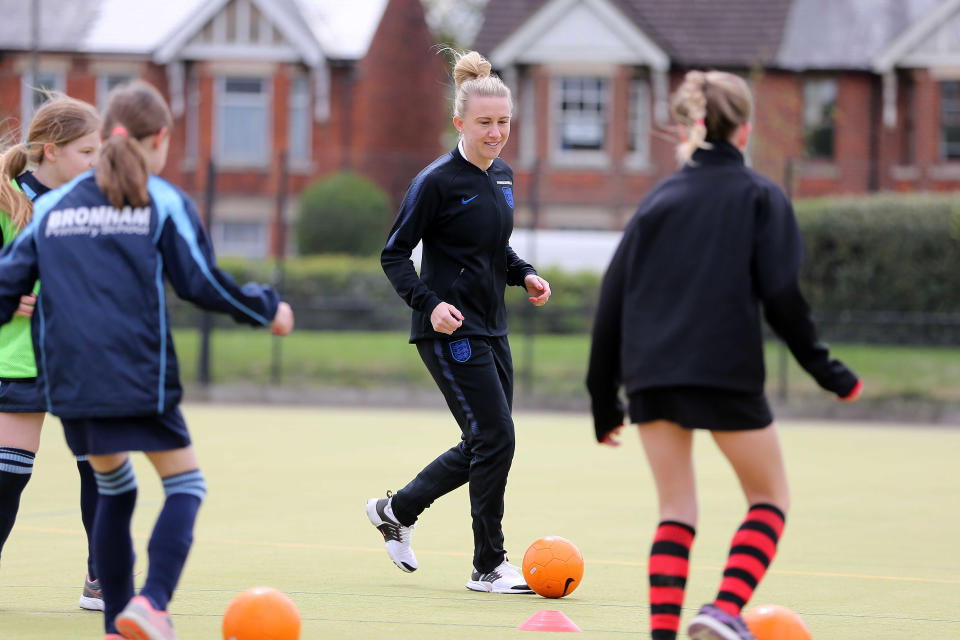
[170,192,960,341]
[795,193,960,313]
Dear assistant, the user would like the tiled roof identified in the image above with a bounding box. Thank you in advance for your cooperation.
[474,0,947,70]
[0,0,389,60]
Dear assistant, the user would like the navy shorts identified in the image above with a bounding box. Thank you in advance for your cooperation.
[0,378,46,413]
[62,405,192,456]
[628,386,773,431]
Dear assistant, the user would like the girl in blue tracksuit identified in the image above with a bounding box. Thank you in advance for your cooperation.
[0,80,294,640]
[0,94,105,610]
[371,50,551,594]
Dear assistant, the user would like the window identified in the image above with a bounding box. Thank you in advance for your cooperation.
[803,78,837,159]
[556,76,608,156]
[213,221,267,258]
[288,73,311,166]
[97,74,135,110]
[627,78,651,165]
[941,81,960,160]
[20,71,64,123]
[217,76,271,166]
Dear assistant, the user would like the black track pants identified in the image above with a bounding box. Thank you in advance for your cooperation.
[392,336,515,573]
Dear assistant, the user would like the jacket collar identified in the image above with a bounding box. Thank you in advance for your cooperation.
[690,139,745,166]
[15,171,50,202]
[454,141,494,173]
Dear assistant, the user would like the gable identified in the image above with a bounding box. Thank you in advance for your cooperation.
[874,0,960,71]
[490,0,668,69]
[155,0,322,65]
[898,8,960,67]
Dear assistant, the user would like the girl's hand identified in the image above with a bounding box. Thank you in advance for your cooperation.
[270,302,294,336]
[600,426,624,447]
[14,294,36,318]
[525,274,551,306]
[431,302,464,334]
[840,380,862,402]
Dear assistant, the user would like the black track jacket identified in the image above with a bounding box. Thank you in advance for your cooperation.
[382,147,536,342]
[587,141,859,438]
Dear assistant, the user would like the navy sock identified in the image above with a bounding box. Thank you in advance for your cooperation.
[141,469,206,611]
[93,460,138,634]
[76,457,99,580]
[0,447,35,562]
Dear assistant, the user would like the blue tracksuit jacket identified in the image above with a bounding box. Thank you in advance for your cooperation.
[0,171,279,419]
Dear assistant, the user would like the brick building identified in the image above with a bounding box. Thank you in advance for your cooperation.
[475,0,960,230]
[0,0,448,256]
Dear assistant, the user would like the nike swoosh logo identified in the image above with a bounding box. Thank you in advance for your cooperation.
[461,195,478,204]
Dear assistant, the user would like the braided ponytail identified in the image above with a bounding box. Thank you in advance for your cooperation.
[671,70,752,164]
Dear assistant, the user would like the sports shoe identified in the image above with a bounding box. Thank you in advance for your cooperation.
[105,635,125,639]
[366,491,418,572]
[115,595,177,640]
[79,574,105,611]
[688,603,757,640]
[466,558,534,593]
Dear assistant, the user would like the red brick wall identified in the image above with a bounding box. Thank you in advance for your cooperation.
[351,0,448,204]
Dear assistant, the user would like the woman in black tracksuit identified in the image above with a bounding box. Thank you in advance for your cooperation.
[368,50,551,594]
[587,71,860,640]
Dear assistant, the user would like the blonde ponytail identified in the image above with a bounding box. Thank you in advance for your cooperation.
[671,70,752,164]
[0,144,37,230]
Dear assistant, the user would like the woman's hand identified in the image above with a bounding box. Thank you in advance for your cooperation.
[525,274,551,306]
[14,294,36,318]
[431,302,464,334]
[270,302,295,336]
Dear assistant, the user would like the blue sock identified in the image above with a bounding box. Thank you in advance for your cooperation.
[0,447,34,563]
[93,459,138,634]
[140,469,206,611]
[76,457,99,580]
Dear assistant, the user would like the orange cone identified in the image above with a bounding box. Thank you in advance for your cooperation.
[518,609,583,632]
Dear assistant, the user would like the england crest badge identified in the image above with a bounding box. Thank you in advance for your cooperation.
[500,186,514,208]
[449,338,472,363]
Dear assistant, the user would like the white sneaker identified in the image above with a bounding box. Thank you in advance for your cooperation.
[366,491,418,573]
[466,558,533,593]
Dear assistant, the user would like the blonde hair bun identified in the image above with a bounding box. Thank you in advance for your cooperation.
[453,51,492,89]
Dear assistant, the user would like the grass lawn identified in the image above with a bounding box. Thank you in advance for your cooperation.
[171,329,960,404]
[2,405,958,638]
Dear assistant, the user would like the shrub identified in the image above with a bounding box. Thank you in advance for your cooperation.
[795,193,960,313]
[296,172,392,256]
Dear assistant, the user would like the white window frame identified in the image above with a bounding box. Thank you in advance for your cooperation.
[287,71,312,169]
[212,220,268,258]
[215,75,273,168]
[20,71,65,126]
[184,71,201,168]
[625,77,652,171]
[551,75,611,168]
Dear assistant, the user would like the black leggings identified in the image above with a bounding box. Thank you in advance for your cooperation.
[391,336,515,573]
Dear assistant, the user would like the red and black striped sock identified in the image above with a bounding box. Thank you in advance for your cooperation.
[649,520,696,640]
[714,503,786,616]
